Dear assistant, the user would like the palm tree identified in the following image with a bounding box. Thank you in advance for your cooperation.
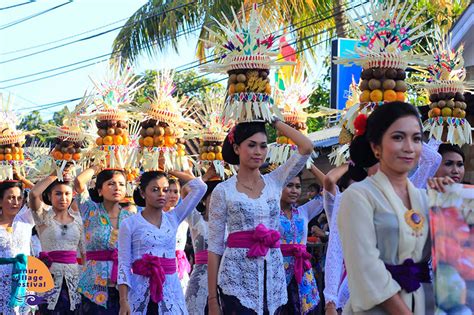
[111,0,339,65]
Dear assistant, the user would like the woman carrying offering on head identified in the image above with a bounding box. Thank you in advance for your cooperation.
[338,102,452,314]
[29,169,83,314]
[279,164,325,315]
[74,166,132,314]
[117,169,207,314]
[207,120,313,315]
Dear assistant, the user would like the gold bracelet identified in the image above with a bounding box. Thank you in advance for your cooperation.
[208,296,218,300]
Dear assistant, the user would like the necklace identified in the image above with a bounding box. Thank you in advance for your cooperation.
[238,180,255,191]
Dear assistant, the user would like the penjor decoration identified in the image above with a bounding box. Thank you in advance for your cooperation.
[201,4,292,123]
[331,0,431,165]
[423,27,472,145]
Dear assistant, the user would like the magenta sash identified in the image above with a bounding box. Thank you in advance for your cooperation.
[227,224,281,257]
[86,249,118,282]
[132,254,177,303]
[39,250,78,268]
[194,250,208,265]
[280,244,312,284]
[175,250,191,280]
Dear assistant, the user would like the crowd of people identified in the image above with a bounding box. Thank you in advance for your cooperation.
[0,100,466,315]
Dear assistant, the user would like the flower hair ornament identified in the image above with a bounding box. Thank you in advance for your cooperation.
[353,114,368,137]
[228,126,236,145]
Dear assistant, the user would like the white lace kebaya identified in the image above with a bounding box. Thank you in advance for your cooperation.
[32,207,83,311]
[118,178,207,315]
[208,152,309,315]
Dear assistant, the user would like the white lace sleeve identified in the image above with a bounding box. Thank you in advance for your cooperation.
[208,184,226,256]
[323,188,339,224]
[118,217,133,288]
[298,197,323,221]
[173,178,207,224]
[323,191,344,307]
[185,209,202,226]
[16,205,35,225]
[410,140,441,189]
[267,151,310,188]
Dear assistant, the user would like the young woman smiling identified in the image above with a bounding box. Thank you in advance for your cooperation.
[117,169,207,314]
[74,167,132,314]
[207,120,313,315]
[29,172,83,314]
[338,102,452,315]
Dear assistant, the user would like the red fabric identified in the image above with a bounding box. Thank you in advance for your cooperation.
[280,244,312,284]
[227,224,281,257]
[86,249,118,282]
[39,250,78,267]
[194,250,208,265]
[132,254,177,303]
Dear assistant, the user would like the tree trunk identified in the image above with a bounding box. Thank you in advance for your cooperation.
[333,0,347,38]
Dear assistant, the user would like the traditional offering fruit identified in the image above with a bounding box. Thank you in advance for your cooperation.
[0,142,24,161]
[95,119,129,148]
[227,69,271,95]
[357,67,408,105]
[139,119,186,156]
[276,121,307,144]
[428,91,467,118]
[199,140,224,161]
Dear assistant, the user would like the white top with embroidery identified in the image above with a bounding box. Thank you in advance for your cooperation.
[0,206,34,315]
[118,178,206,315]
[33,207,83,311]
[323,140,441,309]
[208,152,309,315]
[185,209,209,315]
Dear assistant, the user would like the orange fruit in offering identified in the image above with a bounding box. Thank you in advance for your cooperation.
[200,153,208,160]
[154,136,164,147]
[143,136,154,147]
[52,150,63,160]
[19,154,24,161]
[359,90,371,103]
[103,136,113,145]
[0,154,5,161]
[288,139,296,145]
[63,153,72,161]
[96,137,103,146]
[113,135,123,145]
[122,136,130,145]
[18,148,23,154]
[72,153,81,161]
[432,107,441,117]
[164,136,176,147]
[370,89,383,102]
[383,90,397,102]
[441,107,453,117]
[207,152,216,161]
[396,92,405,102]
[215,152,223,160]
[228,84,236,94]
[13,154,20,161]
[265,83,272,94]
[138,137,144,147]
[5,154,12,161]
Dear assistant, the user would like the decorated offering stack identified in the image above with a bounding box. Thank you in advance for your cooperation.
[201,4,292,123]
[268,68,313,166]
[133,70,191,172]
[85,64,142,170]
[48,95,92,180]
[332,0,430,164]
[0,95,29,180]
[424,28,472,145]
[191,89,234,178]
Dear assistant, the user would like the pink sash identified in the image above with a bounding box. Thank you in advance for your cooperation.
[176,250,191,280]
[280,244,312,284]
[86,249,118,282]
[194,250,208,265]
[227,224,281,257]
[132,254,177,303]
[39,250,78,267]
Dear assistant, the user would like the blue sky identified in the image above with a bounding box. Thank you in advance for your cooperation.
[0,0,200,119]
